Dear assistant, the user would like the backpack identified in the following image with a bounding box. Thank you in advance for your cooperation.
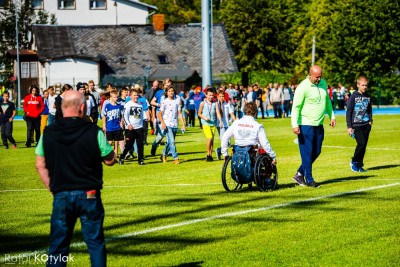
[231,145,253,184]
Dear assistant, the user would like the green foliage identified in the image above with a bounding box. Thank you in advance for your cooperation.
[0,0,57,70]
[220,70,293,86]
[141,0,202,24]
[219,0,294,73]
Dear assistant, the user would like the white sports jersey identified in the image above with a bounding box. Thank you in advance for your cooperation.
[123,101,144,129]
[217,101,234,128]
[160,97,181,128]
[221,115,276,159]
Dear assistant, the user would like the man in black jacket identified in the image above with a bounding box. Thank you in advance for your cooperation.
[36,90,116,266]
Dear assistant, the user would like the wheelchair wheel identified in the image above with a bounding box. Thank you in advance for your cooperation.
[254,154,278,192]
[222,156,243,191]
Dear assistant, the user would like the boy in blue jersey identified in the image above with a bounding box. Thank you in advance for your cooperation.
[102,90,124,157]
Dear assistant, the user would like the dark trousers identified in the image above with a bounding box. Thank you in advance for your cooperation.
[188,110,195,126]
[259,101,265,118]
[122,128,144,162]
[297,125,324,184]
[272,102,282,118]
[283,100,291,117]
[26,116,41,145]
[1,121,16,147]
[143,120,149,144]
[48,190,106,267]
[353,124,371,166]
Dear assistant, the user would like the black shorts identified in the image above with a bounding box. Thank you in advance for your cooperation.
[106,130,124,141]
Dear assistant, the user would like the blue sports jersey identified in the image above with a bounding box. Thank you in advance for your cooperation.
[103,102,123,131]
[138,96,149,111]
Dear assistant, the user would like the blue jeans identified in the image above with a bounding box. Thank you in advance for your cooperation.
[163,127,178,159]
[48,114,56,125]
[151,121,166,155]
[47,190,106,267]
[297,125,324,184]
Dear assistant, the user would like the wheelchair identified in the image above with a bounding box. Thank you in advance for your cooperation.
[221,145,278,192]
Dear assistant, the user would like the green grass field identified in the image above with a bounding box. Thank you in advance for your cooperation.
[1,115,399,266]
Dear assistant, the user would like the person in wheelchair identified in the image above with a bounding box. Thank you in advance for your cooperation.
[221,102,277,189]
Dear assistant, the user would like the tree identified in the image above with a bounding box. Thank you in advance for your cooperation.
[0,0,56,71]
[219,0,294,73]
[141,0,202,24]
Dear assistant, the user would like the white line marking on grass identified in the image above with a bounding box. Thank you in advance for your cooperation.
[2,182,399,262]
[323,145,397,151]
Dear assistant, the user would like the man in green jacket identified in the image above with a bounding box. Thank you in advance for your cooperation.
[291,65,336,188]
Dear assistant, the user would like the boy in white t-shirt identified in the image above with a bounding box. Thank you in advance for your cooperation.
[158,86,186,164]
[119,89,149,165]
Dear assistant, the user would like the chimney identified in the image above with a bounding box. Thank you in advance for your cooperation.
[153,14,165,35]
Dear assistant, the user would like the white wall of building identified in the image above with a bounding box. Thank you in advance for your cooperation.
[47,58,99,87]
[41,0,151,25]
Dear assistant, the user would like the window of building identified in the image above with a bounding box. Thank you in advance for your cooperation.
[21,63,29,78]
[158,55,169,65]
[90,0,107,10]
[0,0,9,9]
[32,0,43,9]
[20,62,38,78]
[30,62,38,78]
[58,0,75,9]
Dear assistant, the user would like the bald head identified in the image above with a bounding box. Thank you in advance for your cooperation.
[61,90,86,118]
[309,65,322,85]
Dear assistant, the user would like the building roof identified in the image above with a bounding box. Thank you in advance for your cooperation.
[31,24,238,81]
[149,69,199,81]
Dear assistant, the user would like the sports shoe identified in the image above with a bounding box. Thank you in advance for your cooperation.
[350,161,359,172]
[25,142,31,148]
[11,144,17,149]
[174,159,180,165]
[118,158,124,165]
[306,181,320,188]
[4,146,8,149]
[139,160,145,165]
[293,172,306,186]
[358,167,367,172]
[161,155,167,163]
[215,148,222,160]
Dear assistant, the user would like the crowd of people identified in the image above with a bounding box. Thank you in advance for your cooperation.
[0,66,375,266]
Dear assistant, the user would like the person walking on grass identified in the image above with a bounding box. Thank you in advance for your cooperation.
[102,90,124,158]
[23,85,44,147]
[119,89,148,165]
[158,86,186,164]
[215,89,236,160]
[346,75,372,173]
[291,65,336,188]
[1,91,17,149]
[35,90,116,266]
[198,88,222,161]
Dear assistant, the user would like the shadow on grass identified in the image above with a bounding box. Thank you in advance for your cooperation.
[367,164,400,171]
[0,233,49,254]
[104,236,221,257]
[319,175,375,185]
[173,261,204,267]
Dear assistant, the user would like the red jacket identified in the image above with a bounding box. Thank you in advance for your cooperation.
[23,94,44,118]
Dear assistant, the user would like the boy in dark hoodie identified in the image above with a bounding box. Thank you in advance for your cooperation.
[0,91,17,149]
[346,76,372,172]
